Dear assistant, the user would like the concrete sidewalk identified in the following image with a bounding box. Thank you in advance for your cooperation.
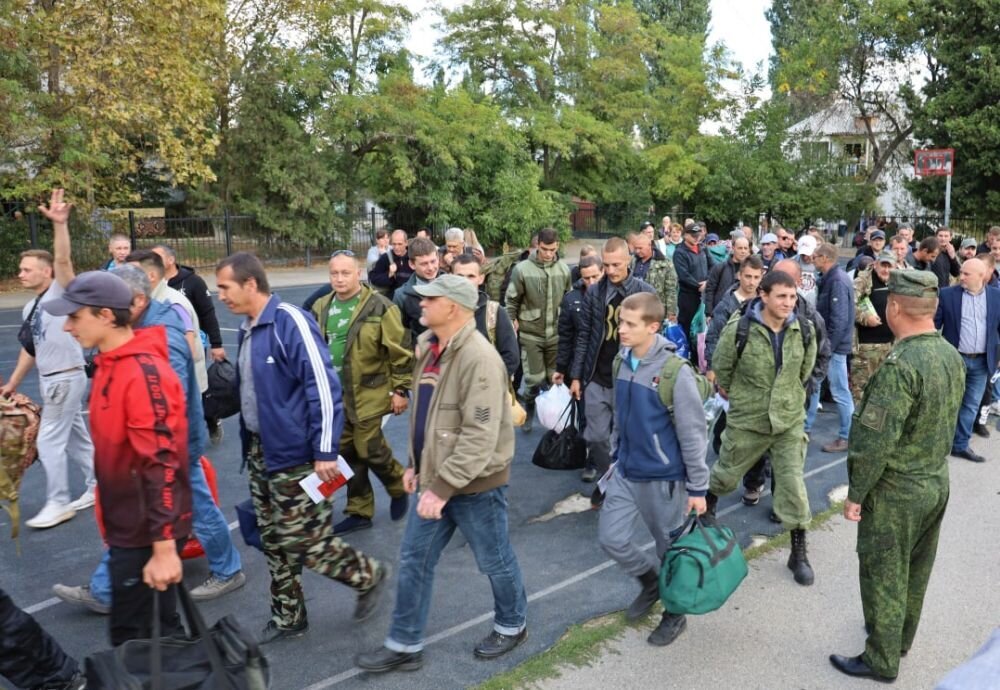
[539,434,1000,690]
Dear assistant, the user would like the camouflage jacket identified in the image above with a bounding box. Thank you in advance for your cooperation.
[642,256,678,318]
[712,299,817,435]
[847,332,964,505]
[505,254,571,340]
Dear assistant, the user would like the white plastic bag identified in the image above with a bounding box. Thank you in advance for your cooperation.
[536,384,573,432]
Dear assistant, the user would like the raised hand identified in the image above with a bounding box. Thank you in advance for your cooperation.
[37,188,72,226]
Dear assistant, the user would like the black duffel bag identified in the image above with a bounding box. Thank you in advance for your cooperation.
[85,584,269,690]
[203,359,240,420]
[531,399,587,470]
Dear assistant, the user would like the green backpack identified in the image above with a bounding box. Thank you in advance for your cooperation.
[659,512,748,615]
[483,250,525,304]
[612,351,713,424]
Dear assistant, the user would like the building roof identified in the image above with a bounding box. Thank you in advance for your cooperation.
[788,100,906,138]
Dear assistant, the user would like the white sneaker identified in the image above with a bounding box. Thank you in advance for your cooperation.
[25,502,76,529]
[70,488,96,511]
[990,401,1000,417]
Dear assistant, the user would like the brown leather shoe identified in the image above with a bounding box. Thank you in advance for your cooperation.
[822,438,848,453]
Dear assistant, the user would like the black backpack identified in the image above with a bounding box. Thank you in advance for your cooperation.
[203,358,240,420]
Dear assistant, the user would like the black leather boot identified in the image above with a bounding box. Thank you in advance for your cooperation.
[788,528,814,586]
[625,569,660,621]
[705,492,718,518]
[522,387,539,432]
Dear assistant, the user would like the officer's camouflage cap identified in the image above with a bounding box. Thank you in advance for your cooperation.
[888,269,938,298]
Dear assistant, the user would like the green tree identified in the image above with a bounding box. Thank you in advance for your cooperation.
[906,0,1000,219]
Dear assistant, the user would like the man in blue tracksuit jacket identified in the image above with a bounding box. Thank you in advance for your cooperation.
[216,252,388,644]
[598,292,709,649]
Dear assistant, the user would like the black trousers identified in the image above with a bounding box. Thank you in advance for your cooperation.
[109,540,187,647]
[0,587,78,688]
[677,290,702,363]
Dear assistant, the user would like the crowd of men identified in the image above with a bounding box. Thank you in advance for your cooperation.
[1,191,997,688]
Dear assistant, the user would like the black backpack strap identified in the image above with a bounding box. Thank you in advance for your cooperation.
[734,308,752,361]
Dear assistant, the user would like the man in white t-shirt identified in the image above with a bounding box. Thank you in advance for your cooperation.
[1,191,95,529]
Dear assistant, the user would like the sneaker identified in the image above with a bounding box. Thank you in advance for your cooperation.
[821,438,849,453]
[51,584,110,615]
[189,571,247,601]
[40,671,87,690]
[258,619,308,645]
[647,612,687,646]
[580,467,598,483]
[26,502,75,529]
[473,628,528,659]
[742,485,764,506]
[209,420,224,445]
[334,515,373,536]
[990,401,1000,417]
[69,488,96,511]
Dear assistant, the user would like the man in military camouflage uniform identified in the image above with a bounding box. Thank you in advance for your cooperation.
[831,270,964,682]
[217,253,387,645]
[706,270,817,586]
[630,233,678,320]
[851,251,896,402]
[311,251,413,535]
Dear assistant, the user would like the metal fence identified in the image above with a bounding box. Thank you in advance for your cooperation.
[1,208,399,279]
[570,207,698,237]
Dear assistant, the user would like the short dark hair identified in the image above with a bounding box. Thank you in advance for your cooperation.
[537,228,559,245]
[918,236,939,253]
[621,292,665,325]
[216,252,270,294]
[452,253,481,271]
[375,228,389,240]
[20,249,53,267]
[409,237,437,260]
[759,269,797,294]
[87,305,132,328]
[579,255,603,271]
[739,255,764,273]
[126,249,165,273]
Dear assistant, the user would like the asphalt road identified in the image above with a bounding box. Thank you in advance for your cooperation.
[0,283,851,690]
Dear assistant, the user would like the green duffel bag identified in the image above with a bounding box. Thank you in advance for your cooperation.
[659,512,748,615]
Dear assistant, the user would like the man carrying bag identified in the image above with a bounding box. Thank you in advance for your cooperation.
[597,293,710,647]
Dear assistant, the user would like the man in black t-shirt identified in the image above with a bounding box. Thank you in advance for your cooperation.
[850,251,895,402]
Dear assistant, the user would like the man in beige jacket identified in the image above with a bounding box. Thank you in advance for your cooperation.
[356,274,527,674]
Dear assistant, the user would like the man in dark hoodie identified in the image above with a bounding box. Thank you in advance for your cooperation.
[570,238,654,493]
[452,254,520,379]
[672,222,711,362]
[394,238,443,345]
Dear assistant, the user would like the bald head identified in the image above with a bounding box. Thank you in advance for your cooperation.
[772,259,802,286]
[960,257,988,293]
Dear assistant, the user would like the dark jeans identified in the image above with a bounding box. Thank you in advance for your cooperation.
[678,290,701,364]
[0,588,78,688]
[109,540,186,647]
[386,487,527,652]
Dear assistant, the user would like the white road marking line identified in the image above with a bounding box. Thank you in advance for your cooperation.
[301,456,849,688]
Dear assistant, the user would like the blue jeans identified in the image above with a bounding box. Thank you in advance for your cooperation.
[804,382,823,433]
[954,354,989,452]
[90,456,241,604]
[828,353,855,439]
[385,487,527,653]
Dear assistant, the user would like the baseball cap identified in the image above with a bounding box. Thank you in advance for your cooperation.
[413,274,479,311]
[42,271,134,316]
[889,270,938,298]
[705,233,720,243]
[683,222,700,235]
[961,237,978,250]
[761,233,778,244]
[870,230,886,240]
[796,235,818,256]
[876,250,895,264]
[640,220,653,229]
[856,256,875,271]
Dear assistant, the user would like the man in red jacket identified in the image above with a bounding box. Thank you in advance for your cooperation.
[44,271,193,646]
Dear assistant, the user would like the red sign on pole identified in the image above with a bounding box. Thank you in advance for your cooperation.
[914,148,955,177]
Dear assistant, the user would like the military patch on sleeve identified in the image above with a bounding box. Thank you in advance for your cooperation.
[859,402,887,432]
[474,406,491,423]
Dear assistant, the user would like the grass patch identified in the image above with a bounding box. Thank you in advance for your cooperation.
[476,501,847,690]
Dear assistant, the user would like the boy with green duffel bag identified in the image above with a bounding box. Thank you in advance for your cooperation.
[597,293,711,647]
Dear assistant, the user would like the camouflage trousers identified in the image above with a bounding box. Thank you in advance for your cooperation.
[520,334,558,405]
[342,415,406,520]
[246,434,382,628]
[710,425,811,530]
[859,484,948,678]
[851,342,893,403]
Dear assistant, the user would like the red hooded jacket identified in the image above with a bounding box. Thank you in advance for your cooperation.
[89,326,192,548]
